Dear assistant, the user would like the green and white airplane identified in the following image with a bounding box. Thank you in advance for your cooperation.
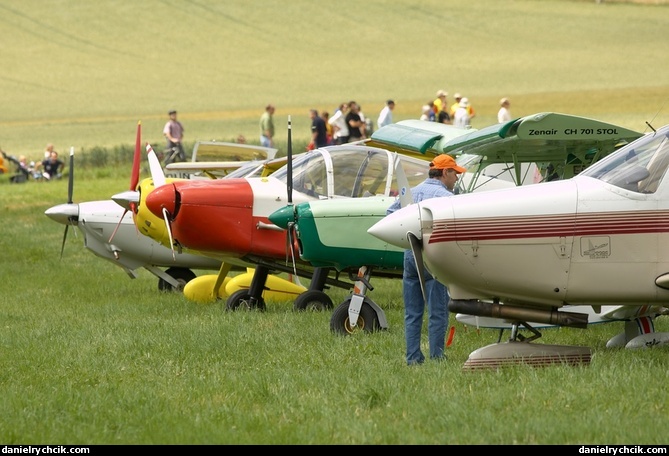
[269,113,643,336]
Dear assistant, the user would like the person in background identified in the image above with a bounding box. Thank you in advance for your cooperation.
[453,97,471,128]
[35,150,64,180]
[43,143,55,160]
[450,93,476,122]
[386,154,466,365]
[433,90,448,115]
[310,109,328,149]
[420,104,432,121]
[163,110,186,162]
[437,101,452,125]
[377,99,395,129]
[328,103,349,145]
[498,97,512,123]
[321,111,334,145]
[345,101,366,142]
[358,104,373,136]
[423,101,436,122]
[259,104,275,148]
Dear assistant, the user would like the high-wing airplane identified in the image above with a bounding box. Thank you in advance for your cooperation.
[368,122,669,368]
[270,113,643,335]
[130,120,474,316]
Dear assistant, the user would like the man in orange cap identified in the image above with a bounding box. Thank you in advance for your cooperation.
[386,154,466,365]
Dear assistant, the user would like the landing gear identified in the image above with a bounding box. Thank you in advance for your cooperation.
[293,290,333,311]
[225,289,266,311]
[158,267,196,292]
[329,266,388,335]
[330,297,382,335]
[450,299,592,370]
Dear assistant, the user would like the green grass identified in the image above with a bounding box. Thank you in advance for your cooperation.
[1,174,669,445]
[2,0,669,445]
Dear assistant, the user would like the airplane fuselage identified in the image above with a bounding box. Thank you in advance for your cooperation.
[144,176,315,260]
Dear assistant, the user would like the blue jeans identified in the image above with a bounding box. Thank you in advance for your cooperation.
[402,250,449,365]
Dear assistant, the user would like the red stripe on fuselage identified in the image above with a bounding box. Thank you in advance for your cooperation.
[429,210,669,243]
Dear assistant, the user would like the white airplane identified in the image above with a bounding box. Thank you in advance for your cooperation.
[44,126,277,292]
[368,122,669,369]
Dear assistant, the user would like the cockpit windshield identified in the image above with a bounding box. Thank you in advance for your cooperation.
[579,126,669,194]
[272,146,430,199]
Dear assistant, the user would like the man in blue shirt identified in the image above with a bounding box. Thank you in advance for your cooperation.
[386,154,466,365]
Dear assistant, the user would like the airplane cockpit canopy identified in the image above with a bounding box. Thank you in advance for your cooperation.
[271,145,430,199]
[579,126,669,194]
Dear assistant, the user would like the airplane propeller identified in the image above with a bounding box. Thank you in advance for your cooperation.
[392,152,428,303]
[109,121,142,243]
[44,147,78,258]
[59,147,76,258]
[145,143,175,260]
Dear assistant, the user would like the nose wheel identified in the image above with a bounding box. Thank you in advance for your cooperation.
[330,297,383,335]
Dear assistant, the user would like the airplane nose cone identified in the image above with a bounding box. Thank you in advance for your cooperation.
[145,183,178,219]
[367,204,421,250]
[45,203,79,225]
[268,204,296,229]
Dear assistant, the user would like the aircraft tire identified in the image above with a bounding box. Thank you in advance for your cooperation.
[158,267,197,292]
[225,289,266,311]
[330,297,381,335]
[293,290,333,311]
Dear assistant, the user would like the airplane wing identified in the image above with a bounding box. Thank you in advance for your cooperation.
[365,120,476,161]
[440,112,643,190]
[164,141,279,179]
[190,141,277,162]
[165,160,258,179]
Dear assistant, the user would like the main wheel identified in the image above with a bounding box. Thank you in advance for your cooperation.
[158,267,196,292]
[225,289,266,311]
[330,297,381,335]
[293,290,333,311]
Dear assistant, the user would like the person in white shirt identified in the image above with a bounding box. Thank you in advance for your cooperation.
[328,103,349,144]
[377,99,395,129]
[497,98,512,123]
[453,98,471,128]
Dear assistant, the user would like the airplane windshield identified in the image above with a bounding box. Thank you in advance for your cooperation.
[579,127,669,193]
[272,146,430,199]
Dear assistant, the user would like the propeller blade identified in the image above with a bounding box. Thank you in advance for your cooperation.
[60,225,69,259]
[162,207,176,261]
[407,231,427,304]
[59,147,76,258]
[110,122,142,243]
[284,116,299,277]
[130,121,142,192]
[147,143,166,188]
[287,116,293,205]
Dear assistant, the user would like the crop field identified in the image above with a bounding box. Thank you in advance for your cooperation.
[1,0,669,446]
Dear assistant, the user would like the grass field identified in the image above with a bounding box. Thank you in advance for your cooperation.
[2,0,669,446]
[1,0,668,158]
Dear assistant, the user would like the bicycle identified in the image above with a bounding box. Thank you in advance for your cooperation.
[161,144,186,166]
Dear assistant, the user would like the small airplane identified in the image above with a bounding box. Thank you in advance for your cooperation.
[126,119,474,318]
[44,124,283,293]
[270,113,643,335]
[368,121,669,369]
